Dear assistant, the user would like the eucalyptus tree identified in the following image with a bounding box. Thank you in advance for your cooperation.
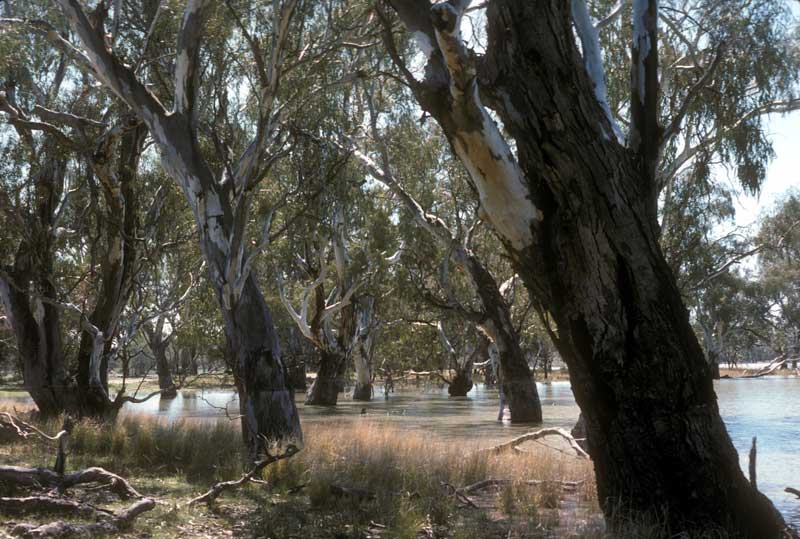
[277,208,367,406]
[0,4,164,416]
[130,190,201,399]
[382,0,791,534]
[48,0,372,453]
[342,84,542,421]
[274,137,392,404]
[758,195,800,362]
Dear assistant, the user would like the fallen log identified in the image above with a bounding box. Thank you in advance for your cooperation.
[0,496,111,518]
[459,478,584,495]
[0,466,142,500]
[739,356,790,378]
[12,497,155,538]
[481,428,590,459]
[186,445,299,505]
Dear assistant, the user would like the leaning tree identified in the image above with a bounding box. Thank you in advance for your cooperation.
[383,0,792,534]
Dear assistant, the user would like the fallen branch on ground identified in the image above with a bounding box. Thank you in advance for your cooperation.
[441,482,477,508]
[186,445,299,505]
[459,478,584,495]
[480,428,590,459]
[12,497,155,538]
[0,412,67,443]
[0,496,112,518]
[0,466,142,500]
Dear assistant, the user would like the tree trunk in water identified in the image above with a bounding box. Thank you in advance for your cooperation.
[287,357,307,391]
[306,349,345,406]
[222,274,302,457]
[351,337,372,400]
[465,257,542,422]
[447,368,473,396]
[481,3,786,533]
[151,339,176,399]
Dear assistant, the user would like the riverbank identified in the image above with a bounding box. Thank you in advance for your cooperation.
[1,412,604,538]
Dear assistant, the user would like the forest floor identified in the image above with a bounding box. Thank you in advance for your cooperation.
[0,410,612,538]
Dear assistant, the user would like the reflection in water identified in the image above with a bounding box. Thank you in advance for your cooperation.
[2,378,799,526]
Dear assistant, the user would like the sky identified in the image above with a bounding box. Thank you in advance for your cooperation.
[732,112,800,227]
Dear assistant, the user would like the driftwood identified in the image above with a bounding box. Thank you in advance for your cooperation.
[786,487,800,499]
[0,465,142,500]
[186,445,299,505]
[12,497,155,538]
[738,357,793,378]
[481,428,590,459]
[0,496,112,518]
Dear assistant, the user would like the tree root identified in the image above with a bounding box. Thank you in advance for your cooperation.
[11,498,155,538]
[480,428,590,459]
[186,445,299,506]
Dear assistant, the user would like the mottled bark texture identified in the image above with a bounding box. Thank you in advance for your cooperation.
[224,274,301,452]
[387,0,789,534]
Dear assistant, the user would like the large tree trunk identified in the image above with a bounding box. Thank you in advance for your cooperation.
[465,257,541,422]
[351,355,372,401]
[0,154,76,417]
[481,3,786,534]
[222,274,302,456]
[144,322,177,400]
[447,368,473,396]
[305,349,346,406]
[0,261,74,417]
[351,297,376,402]
[387,0,789,534]
[75,118,146,416]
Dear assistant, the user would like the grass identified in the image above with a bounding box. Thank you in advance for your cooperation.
[1,408,763,538]
[1,408,604,538]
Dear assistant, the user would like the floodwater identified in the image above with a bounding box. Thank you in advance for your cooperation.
[2,376,799,526]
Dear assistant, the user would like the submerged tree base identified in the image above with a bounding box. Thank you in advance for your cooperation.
[351,383,372,401]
